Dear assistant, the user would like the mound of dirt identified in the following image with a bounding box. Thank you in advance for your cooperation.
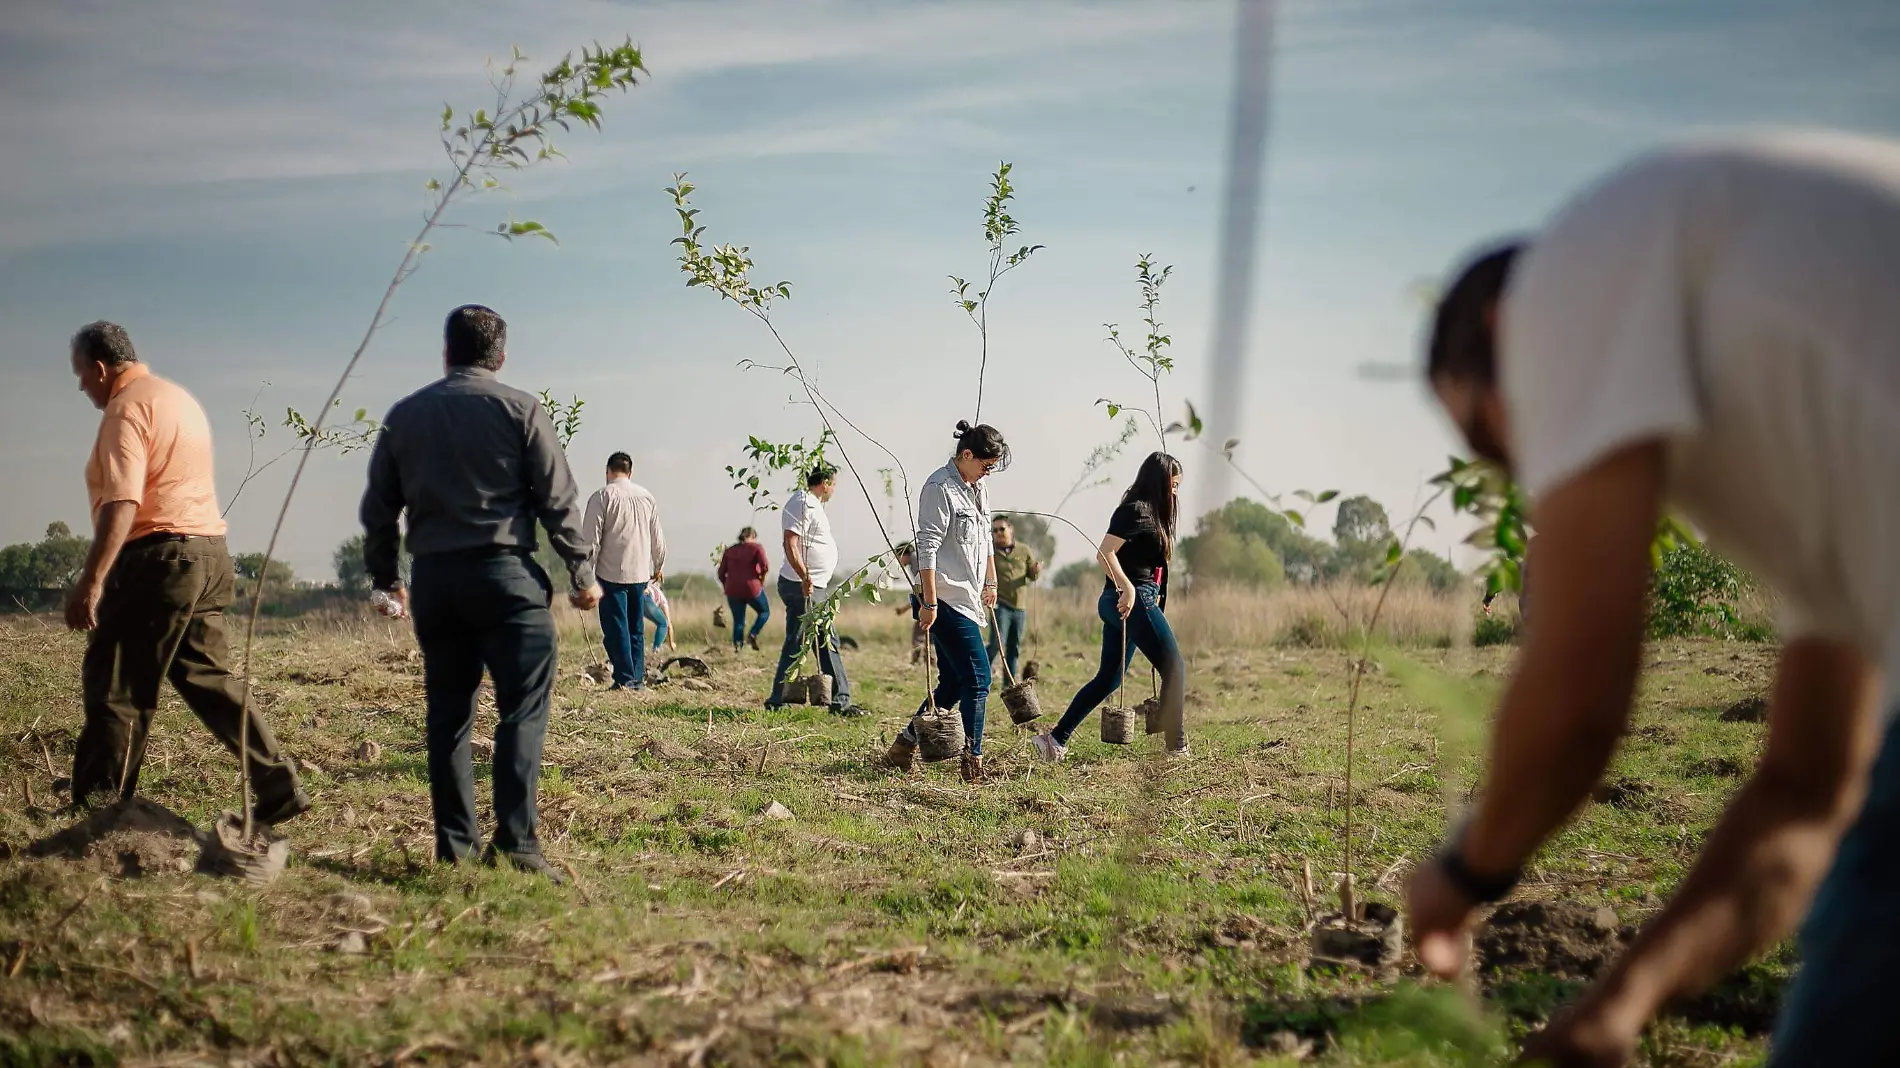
[1721,696,1769,723]
[1476,901,1627,983]
[1594,776,1651,810]
[26,798,201,878]
[1685,756,1747,778]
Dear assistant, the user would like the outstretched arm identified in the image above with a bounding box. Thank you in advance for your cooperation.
[1411,442,1664,972]
[1522,636,1879,1064]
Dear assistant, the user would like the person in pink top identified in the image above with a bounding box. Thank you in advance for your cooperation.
[717,527,771,651]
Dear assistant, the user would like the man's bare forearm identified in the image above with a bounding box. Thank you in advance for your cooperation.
[81,501,138,587]
[1460,446,1664,879]
[1587,639,1878,1021]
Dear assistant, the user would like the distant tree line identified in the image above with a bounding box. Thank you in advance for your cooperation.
[1048,495,1464,594]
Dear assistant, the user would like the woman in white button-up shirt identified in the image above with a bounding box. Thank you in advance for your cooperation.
[882,421,1009,783]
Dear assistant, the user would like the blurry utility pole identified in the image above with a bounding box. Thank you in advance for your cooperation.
[1198,0,1276,514]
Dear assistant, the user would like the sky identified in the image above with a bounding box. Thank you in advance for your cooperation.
[4,0,1899,581]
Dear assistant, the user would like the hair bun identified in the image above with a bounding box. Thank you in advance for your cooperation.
[953,419,973,436]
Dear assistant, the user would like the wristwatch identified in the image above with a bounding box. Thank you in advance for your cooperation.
[1434,822,1522,904]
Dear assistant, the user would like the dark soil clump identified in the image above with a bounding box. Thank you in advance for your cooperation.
[1669,970,1785,1035]
[1721,696,1769,723]
[27,797,201,878]
[1685,755,1747,778]
[1595,776,1652,810]
[1476,901,1628,983]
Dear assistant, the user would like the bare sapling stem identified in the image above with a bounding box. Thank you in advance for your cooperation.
[1339,485,1446,917]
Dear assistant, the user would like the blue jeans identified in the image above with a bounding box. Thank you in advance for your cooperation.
[728,592,770,647]
[643,591,668,651]
[409,550,557,860]
[597,579,647,688]
[1050,584,1186,750]
[1770,710,1900,1064]
[987,603,1027,681]
[769,576,851,708]
[900,608,992,756]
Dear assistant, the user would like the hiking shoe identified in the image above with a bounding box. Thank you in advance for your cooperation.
[1166,742,1192,762]
[830,704,870,719]
[960,753,985,784]
[252,787,312,827]
[880,735,918,773]
[748,635,761,651]
[481,846,568,886]
[1030,732,1067,764]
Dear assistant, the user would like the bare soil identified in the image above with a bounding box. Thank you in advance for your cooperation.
[1476,901,1629,983]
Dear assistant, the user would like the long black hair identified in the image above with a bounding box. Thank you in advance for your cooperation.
[1121,451,1182,558]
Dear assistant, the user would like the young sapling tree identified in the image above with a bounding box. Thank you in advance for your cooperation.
[949,162,1042,422]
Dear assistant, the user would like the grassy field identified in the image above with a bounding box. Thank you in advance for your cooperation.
[0,585,1784,1066]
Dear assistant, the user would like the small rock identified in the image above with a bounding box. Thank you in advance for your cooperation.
[302,759,325,776]
[763,801,795,821]
[355,740,382,762]
[1011,829,1041,852]
[340,804,357,827]
[335,931,368,955]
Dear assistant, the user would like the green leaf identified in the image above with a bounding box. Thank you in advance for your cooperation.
[1285,509,1305,528]
[1384,539,1403,565]
[1315,490,1339,504]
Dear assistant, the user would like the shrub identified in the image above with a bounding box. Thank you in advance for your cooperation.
[1649,543,1758,639]
[1473,612,1517,647]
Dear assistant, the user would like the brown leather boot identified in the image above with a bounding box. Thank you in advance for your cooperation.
[960,753,985,784]
[880,735,917,773]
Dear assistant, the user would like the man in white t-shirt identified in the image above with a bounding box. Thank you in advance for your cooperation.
[1407,130,1900,1066]
[765,464,863,715]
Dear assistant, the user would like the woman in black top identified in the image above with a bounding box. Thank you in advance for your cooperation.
[1033,452,1189,761]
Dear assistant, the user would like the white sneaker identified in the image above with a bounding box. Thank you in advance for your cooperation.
[1031,732,1067,763]
[1166,742,1192,762]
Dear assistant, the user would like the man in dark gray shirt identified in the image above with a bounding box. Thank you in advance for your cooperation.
[360,304,600,883]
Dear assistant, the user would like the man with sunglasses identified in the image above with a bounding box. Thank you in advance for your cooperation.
[1409,130,1900,1066]
[986,516,1041,682]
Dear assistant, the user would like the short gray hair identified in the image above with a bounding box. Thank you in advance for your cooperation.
[72,321,138,367]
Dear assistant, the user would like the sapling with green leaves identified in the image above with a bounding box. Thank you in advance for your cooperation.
[223,385,385,516]
[668,175,916,670]
[1099,255,1177,448]
[226,40,647,839]
[949,162,1043,421]
[727,432,834,513]
[536,391,585,450]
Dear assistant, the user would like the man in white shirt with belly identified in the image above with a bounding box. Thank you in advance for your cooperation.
[1407,130,1900,1066]
[765,464,864,716]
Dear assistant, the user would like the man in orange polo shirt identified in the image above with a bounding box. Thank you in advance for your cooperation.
[64,321,308,825]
